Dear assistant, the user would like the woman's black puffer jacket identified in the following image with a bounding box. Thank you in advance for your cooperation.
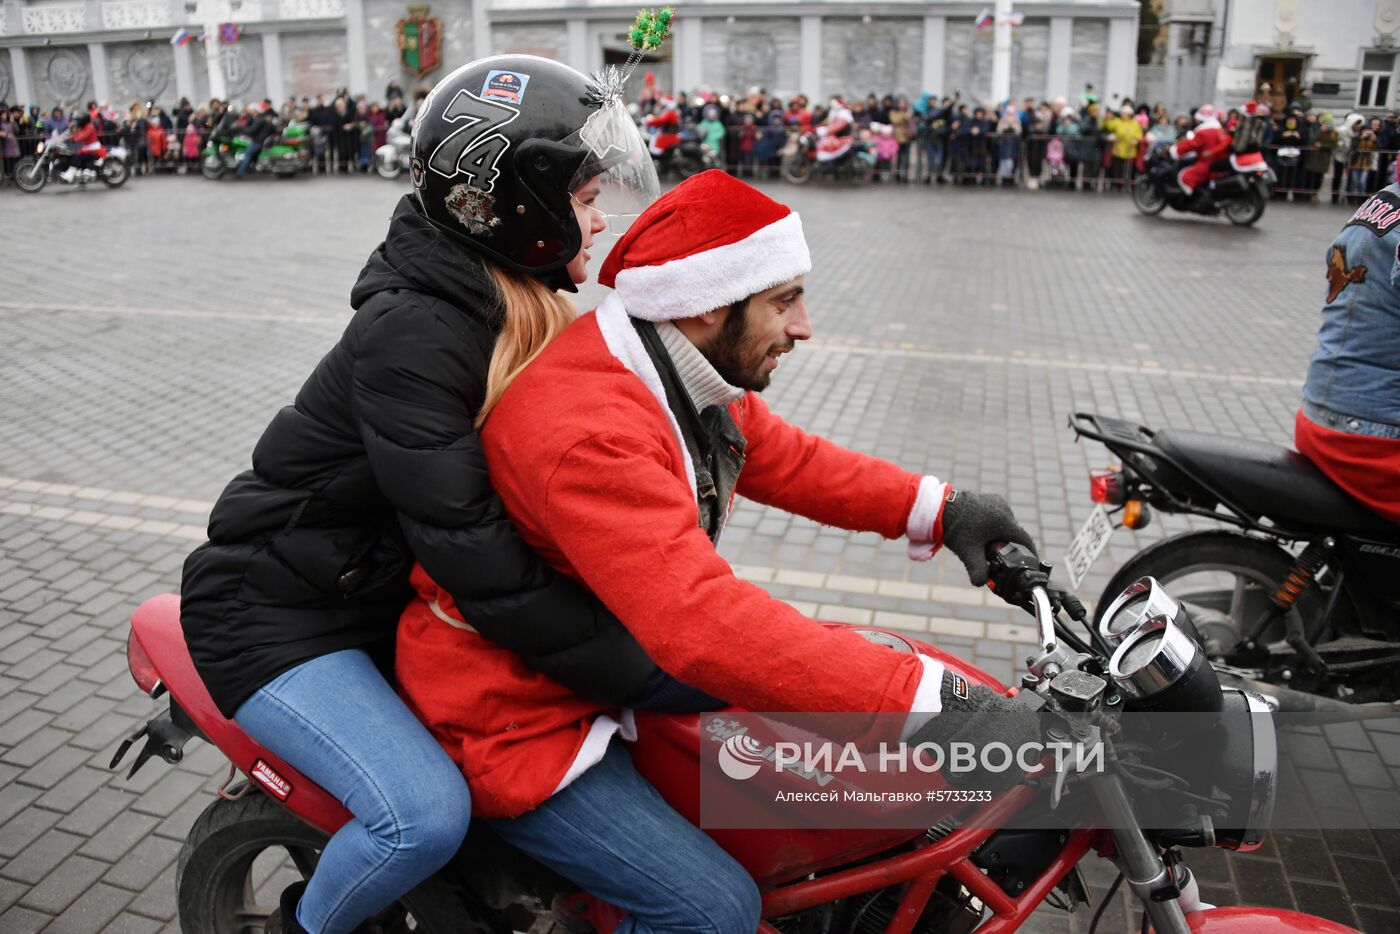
[181,194,656,718]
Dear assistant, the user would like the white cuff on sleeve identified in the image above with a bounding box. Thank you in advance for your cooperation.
[906,476,948,561]
[900,654,947,740]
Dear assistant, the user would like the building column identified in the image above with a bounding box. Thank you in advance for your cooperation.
[991,0,1012,104]
[673,16,703,92]
[1162,22,1182,114]
[8,46,33,107]
[922,15,944,94]
[173,40,196,102]
[87,41,110,103]
[799,15,821,99]
[473,0,490,61]
[344,0,368,94]
[1046,16,1072,101]
[166,0,195,101]
[1105,16,1136,104]
[263,31,283,102]
[566,19,588,74]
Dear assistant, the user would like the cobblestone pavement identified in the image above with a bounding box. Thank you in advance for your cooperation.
[1,176,1395,933]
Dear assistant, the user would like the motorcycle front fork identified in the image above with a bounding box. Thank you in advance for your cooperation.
[1092,775,1193,934]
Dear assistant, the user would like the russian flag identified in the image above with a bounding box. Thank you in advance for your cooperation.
[974,8,994,30]
[170,28,193,46]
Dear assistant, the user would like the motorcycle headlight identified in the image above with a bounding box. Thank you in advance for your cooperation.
[36,142,44,154]
[1211,688,1277,851]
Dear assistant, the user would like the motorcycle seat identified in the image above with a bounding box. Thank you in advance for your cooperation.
[1153,429,1399,540]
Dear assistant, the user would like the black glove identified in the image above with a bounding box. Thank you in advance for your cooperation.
[941,490,1037,587]
[909,678,1042,792]
[984,542,1088,621]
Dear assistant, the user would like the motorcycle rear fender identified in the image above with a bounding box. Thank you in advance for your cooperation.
[1183,906,1359,933]
[127,594,352,835]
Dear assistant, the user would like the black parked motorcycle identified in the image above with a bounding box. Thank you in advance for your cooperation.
[1067,412,1400,707]
[652,127,718,179]
[1131,145,1274,227]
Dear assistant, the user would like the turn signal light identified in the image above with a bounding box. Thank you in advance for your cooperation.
[1089,468,1124,505]
[1123,499,1152,530]
[126,631,165,698]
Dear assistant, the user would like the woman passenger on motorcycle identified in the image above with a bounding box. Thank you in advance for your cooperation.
[179,55,661,934]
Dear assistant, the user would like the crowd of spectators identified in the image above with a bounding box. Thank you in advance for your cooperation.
[1,76,1393,203]
[643,83,1396,203]
[0,81,423,180]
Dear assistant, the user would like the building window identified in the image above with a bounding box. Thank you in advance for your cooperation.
[1359,52,1395,109]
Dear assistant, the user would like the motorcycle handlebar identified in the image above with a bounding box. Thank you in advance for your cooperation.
[985,542,1059,654]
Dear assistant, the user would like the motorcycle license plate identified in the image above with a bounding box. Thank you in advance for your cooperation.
[1064,505,1115,591]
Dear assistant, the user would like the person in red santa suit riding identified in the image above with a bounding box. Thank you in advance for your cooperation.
[59,111,105,183]
[1171,103,1232,204]
[395,170,1060,932]
[644,93,682,157]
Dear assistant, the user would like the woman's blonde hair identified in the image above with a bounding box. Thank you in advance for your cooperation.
[476,265,577,426]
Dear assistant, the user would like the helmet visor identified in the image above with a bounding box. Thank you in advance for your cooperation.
[565,97,660,238]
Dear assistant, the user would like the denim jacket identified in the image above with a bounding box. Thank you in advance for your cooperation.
[1303,184,1400,438]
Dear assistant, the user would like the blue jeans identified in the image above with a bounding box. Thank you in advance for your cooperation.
[235,649,471,934]
[489,740,762,933]
[236,138,262,175]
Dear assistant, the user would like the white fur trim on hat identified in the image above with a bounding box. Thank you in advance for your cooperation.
[612,213,812,322]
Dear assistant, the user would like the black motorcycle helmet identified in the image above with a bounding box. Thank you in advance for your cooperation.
[411,54,656,291]
[73,112,91,128]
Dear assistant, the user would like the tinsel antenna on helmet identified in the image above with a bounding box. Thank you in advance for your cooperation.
[590,7,674,103]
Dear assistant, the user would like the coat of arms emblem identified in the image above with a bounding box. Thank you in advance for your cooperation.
[397,4,442,78]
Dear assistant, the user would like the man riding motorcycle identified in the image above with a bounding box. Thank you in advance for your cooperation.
[1171,103,1232,205]
[58,112,104,183]
[644,94,682,157]
[397,171,1057,933]
[236,102,278,177]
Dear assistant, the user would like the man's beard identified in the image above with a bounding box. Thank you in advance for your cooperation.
[702,303,793,392]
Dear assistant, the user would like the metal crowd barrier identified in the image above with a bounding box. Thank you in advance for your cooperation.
[0,122,389,183]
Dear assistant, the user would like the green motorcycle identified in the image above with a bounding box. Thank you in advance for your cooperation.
[201,122,311,179]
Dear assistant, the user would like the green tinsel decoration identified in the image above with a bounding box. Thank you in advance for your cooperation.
[589,6,676,104]
[628,6,674,52]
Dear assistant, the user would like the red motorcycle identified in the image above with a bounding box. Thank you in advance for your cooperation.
[114,544,1357,934]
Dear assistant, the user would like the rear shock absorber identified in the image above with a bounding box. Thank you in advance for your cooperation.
[1242,539,1332,673]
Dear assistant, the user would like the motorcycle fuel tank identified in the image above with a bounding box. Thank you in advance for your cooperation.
[628,625,1006,887]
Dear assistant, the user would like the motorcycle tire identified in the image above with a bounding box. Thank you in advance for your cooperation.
[1224,189,1266,226]
[1131,177,1167,215]
[13,157,47,192]
[200,155,226,180]
[101,159,129,188]
[376,155,403,180]
[782,155,811,185]
[1094,529,1329,657]
[176,790,480,934]
[675,156,703,180]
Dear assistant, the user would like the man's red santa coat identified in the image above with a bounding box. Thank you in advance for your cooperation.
[1172,110,1231,194]
[397,172,962,818]
[397,300,967,817]
[645,99,682,156]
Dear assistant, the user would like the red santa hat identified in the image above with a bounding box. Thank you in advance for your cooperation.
[598,170,811,322]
